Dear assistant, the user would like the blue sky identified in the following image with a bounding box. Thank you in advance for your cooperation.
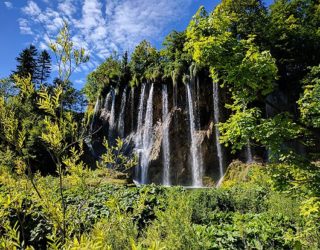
[0,0,273,89]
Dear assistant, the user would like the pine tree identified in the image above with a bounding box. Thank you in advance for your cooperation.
[12,45,38,82]
[120,51,131,85]
[36,50,51,86]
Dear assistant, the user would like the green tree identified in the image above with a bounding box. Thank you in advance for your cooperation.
[38,21,89,241]
[83,55,121,103]
[129,40,160,86]
[120,51,131,86]
[12,45,38,83]
[0,74,42,197]
[298,65,320,128]
[51,78,87,112]
[267,0,320,112]
[161,30,191,85]
[36,50,51,86]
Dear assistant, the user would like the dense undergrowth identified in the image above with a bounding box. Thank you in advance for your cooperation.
[1,162,319,250]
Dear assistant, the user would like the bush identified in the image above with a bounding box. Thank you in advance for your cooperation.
[1,163,319,249]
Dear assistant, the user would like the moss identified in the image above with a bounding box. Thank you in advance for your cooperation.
[203,176,215,187]
[221,160,264,187]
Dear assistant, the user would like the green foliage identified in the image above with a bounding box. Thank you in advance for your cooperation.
[12,44,38,83]
[98,137,137,173]
[35,50,51,86]
[1,162,320,249]
[83,56,121,103]
[298,65,320,127]
[224,37,277,103]
[219,107,261,152]
[161,30,191,85]
[1,1,320,249]
[255,114,303,162]
[129,40,160,86]
[49,21,89,83]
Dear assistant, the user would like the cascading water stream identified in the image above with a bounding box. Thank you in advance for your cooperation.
[104,93,111,111]
[213,81,224,179]
[108,90,116,139]
[136,84,146,146]
[186,83,203,187]
[162,84,171,185]
[100,92,111,123]
[140,84,154,184]
[246,141,253,163]
[117,88,127,138]
[134,84,146,181]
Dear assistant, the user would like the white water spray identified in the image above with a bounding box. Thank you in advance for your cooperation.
[213,81,224,179]
[117,88,127,138]
[108,90,116,138]
[186,83,203,187]
[162,84,171,185]
[140,84,154,184]
[246,141,253,163]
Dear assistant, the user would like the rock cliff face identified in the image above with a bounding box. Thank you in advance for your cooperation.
[89,75,238,186]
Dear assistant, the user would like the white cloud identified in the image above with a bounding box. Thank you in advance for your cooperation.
[39,41,48,50]
[74,79,84,85]
[18,18,33,35]
[22,1,41,16]
[57,0,76,17]
[20,0,193,74]
[4,1,13,9]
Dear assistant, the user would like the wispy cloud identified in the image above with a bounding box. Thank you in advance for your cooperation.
[22,1,41,16]
[18,18,33,35]
[20,0,193,74]
[4,1,13,9]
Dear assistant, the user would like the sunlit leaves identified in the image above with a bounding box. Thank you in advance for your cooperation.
[255,114,302,162]
[41,117,63,152]
[186,5,277,105]
[298,65,320,127]
[219,107,261,153]
[83,56,121,103]
[227,38,277,103]
[0,97,19,143]
[12,74,35,98]
[99,137,137,172]
[50,21,89,83]
[37,85,63,116]
[130,40,160,85]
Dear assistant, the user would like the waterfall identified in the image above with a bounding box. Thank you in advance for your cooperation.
[117,88,127,138]
[100,92,111,122]
[246,141,253,163]
[135,84,146,148]
[134,84,146,181]
[108,90,116,138]
[162,84,171,185]
[213,81,224,179]
[186,83,203,187]
[140,84,154,184]
[104,92,111,111]
[93,98,100,116]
